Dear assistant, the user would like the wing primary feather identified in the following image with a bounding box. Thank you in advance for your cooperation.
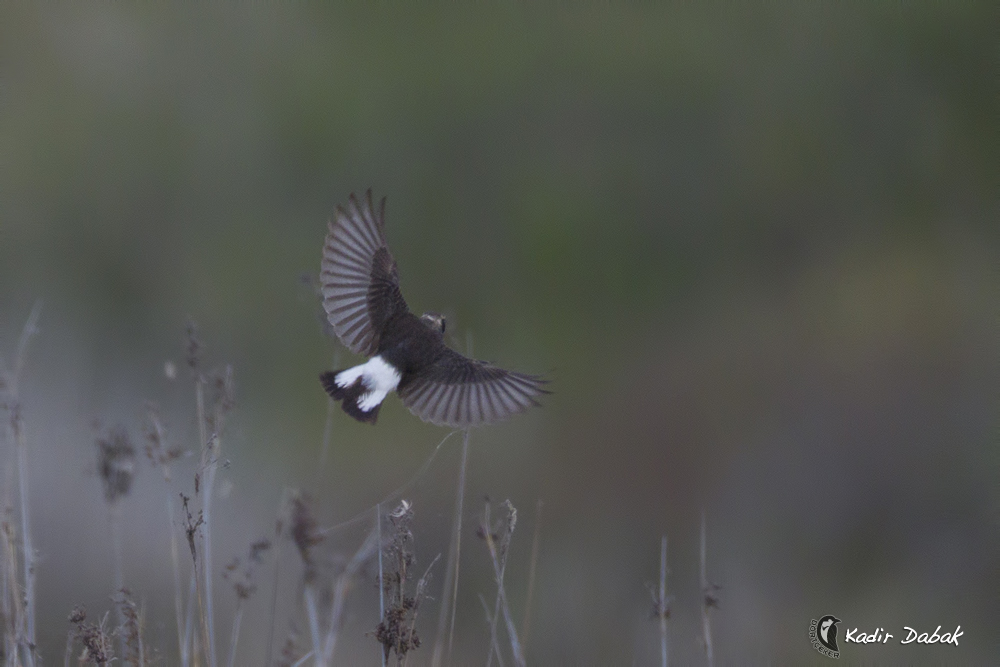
[360,190,382,245]
[494,380,520,414]
[338,220,375,256]
[327,298,368,315]
[414,383,434,413]
[469,384,483,425]
[327,244,370,269]
[507,373,542,393]
[482,384,500,422]
[432,385,452,424]
[442,384,461,426]
[425,384,448,423]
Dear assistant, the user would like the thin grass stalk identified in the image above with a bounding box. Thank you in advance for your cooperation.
[6,301,41,667]
[225,600,244,667]
[146,416,188,666]
[194,555,212,667]
[194,373,219,667]
[110,509,126,662]
[201,447,219,667]
[138,601,146,667]
[304,586,322,666]
[431,428,470,667]
[13,433,33,667]
[700,511,714,667]
[2,542,10,666]
[402,553,440,667]
[377,503,386,667]
[484,504,501,667]
[321,528,379,664]
[1,477,15,667]
[478,594,505,667]
[166,498,188,667]
[447,429,471,661]
[520,499,542,655]
[264,494,286,667]
[183,567,197,665]
[659,535,669,667]
[147,409,188,667]
[483,502,524,667]
[1,513,23,667]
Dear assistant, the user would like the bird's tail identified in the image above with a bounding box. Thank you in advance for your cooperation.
[320,370,381,424]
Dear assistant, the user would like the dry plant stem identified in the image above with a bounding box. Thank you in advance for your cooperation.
[478,594,505,667]
[520,499,543,654]
[320,528,379,664]
[147,410,189,667]
[110,510,126,661]
[195,374,218,667]
[700,512,714,667]
[480,598,505,667]
[659,535,669,667]
[2,513,26,666]
[225,601,244,667]
[264,495,286,667]
[484,501,524,667]
[377,503,386,667]
[431,427,470,667]
[304,587,322,664]
[3,301,42,667]
[167,499,189,667]
[2,520,13,665]
[193,551,212,667]
[183,568,197,666]
[401,554,440,667]
[137,601,147,667]
[484,504,501,667]
[4,301,42,667]
[2,523,9,666]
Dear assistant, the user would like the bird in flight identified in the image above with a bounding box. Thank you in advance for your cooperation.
[319,190,548,427]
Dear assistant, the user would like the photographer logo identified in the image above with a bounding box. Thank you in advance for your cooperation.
[809,615,841,659]
[809,614,964,659]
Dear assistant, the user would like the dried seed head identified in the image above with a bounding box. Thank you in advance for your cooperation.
[185,320,201,372]
[96,425,136,505]
[290,493,323,580]
[68,605,87,624]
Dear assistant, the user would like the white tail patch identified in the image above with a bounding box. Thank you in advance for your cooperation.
[336,356,401,412]
[358,389,389,412]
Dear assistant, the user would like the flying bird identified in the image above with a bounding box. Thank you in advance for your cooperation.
[319,190,548,427]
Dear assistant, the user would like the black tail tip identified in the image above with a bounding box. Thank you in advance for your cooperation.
[320,371,380,425]
[320,371,345,399]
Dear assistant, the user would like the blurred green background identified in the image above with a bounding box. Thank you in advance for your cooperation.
[0,5,995,665]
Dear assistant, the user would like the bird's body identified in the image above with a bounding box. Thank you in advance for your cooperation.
[319,190,547,427]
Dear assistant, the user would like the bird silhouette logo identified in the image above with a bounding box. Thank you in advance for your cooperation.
[809,614,842,659]
[818,615,841,652]
[319,190,549,426]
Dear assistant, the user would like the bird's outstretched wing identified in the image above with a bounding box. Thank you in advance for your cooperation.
[321,190,409,356]
[399,347,549,427]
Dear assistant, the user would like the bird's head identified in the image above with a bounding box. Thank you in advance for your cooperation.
[420,312,446,334]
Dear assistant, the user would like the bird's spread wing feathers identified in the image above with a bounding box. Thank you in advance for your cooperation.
[399,347,548,427]
[321,190,409,356]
